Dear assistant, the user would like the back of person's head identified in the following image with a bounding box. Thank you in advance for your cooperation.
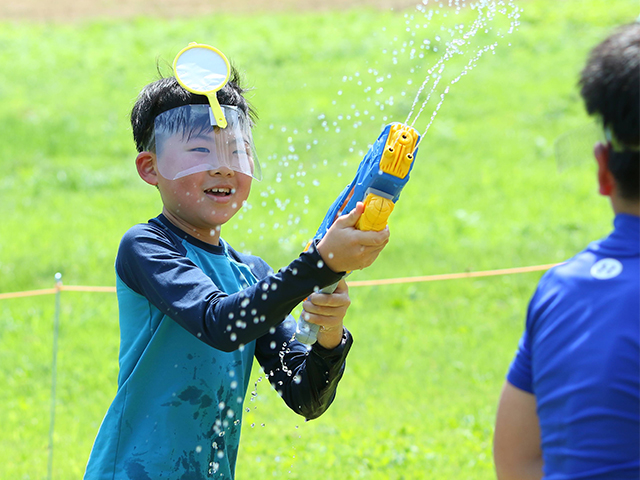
[131,64,256,153]
[580,22,640,200]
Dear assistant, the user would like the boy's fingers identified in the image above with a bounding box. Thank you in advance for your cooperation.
[352,227,390,246]
[307,289,350,309]
[302,310,345,330]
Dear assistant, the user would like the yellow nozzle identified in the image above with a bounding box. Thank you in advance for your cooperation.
[379,124,419,179]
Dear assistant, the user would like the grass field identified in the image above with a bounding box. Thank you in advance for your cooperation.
[0,0,636,478]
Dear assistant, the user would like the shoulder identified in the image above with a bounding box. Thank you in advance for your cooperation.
[119,219,185,255]
[538,238,637,293]
[527,243,638,330]
[116,219,188,284]
[523,248,594,325]
[535,246,597,292]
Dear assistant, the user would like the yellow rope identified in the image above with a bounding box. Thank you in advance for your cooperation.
[0,263,560,300]
[348,263,560,287]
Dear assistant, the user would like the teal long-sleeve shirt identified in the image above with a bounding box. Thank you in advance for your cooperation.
[83,215,353,479]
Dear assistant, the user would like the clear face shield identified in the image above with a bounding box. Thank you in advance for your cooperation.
[153,104,261,181]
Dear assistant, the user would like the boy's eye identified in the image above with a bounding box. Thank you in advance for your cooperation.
[190,147,210,153]
[233,142,252,156]
[233,148,251,156]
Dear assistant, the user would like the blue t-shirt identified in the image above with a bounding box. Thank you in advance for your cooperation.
[507,214,640,480]
[84,215,353,479]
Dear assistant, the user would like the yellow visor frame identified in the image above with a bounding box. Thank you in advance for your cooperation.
[173,43,231,128]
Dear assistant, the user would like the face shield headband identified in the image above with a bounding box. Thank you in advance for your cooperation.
[153,104,261,181]
[604,125,640,153]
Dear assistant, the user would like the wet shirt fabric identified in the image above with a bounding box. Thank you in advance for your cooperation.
[83,214,353,479]
[507,214,640,480]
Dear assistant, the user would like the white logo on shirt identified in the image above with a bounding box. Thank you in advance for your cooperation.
[590,258,623,280]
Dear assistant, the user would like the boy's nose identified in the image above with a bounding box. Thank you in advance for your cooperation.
[209,166,235,177]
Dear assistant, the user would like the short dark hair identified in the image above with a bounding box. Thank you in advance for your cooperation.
[131,63,256,153]
[579,22,639,200]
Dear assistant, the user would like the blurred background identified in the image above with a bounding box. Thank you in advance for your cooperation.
[0,0,634,478]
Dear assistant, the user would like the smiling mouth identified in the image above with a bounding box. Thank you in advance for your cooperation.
[204,187,234,197]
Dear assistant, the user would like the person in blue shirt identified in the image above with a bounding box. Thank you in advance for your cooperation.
[83,63,390,479]
[494,23,640,480]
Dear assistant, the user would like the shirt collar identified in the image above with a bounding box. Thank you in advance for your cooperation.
[590,214,640,257]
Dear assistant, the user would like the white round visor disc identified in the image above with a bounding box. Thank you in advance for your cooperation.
[154,104,261,181]
[174,43,230,128]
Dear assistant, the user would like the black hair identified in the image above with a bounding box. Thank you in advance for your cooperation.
[579,22,639,200]
[131,63,257,153]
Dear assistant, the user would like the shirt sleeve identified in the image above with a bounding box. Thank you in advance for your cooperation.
[254,315,354,421]
[116,223,344,352]
[506,290,538,394]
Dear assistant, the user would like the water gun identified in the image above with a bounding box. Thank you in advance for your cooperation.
[296,122,421,344]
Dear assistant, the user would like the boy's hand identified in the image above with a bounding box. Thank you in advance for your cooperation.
[316,202,390,273]
[301,279,350,349]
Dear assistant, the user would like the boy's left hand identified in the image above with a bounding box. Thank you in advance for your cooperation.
[301,279,350,349]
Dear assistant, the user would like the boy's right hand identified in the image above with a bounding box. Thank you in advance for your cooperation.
[316,202,390,273]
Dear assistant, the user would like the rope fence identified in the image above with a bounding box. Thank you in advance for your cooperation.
[0,263,560,301]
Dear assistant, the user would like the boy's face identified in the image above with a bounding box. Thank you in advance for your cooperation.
[145,104,258,244]
[155,157,252,243]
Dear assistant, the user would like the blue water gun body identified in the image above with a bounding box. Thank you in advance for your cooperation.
[296,122,421,344]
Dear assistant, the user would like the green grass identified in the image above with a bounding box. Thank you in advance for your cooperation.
[0,0,636,478]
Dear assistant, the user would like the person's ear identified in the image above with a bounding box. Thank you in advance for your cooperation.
[136,151,159,186]
[594,141,615,197]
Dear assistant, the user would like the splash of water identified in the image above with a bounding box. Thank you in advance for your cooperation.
[238,0,521,256]
[407,0,521,146]
[233,1,521,472]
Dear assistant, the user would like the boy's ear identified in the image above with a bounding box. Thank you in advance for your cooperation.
[594,141,614,196]
[136,151,159,186]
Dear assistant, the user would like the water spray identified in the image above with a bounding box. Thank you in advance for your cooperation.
[295,0,520,344]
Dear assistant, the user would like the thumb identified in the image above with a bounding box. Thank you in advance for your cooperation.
[333,278,349,295]
[335,202,364,228]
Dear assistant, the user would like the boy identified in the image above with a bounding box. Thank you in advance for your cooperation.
[493,23,639,480]
[84,66,390,478]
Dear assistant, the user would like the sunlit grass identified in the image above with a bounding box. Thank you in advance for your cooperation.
[0,0,635,478]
